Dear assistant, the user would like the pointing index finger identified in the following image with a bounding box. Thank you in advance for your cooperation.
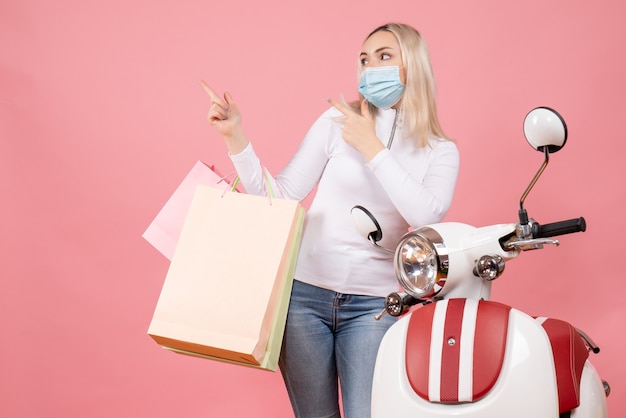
[200,80,220,101]
[328,98,354,117]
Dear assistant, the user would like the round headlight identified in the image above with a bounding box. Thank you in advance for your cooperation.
[394,227,447,298]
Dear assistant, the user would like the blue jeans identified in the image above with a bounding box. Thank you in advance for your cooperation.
[279,280,396,418]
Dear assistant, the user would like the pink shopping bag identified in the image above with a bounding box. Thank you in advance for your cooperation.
[142,161,237,260]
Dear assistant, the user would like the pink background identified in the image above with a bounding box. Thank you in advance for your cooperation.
[2,0,624,416]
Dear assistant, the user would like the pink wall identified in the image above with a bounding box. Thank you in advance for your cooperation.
[2,0,624,416]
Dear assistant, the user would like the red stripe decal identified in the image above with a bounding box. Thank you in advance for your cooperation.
[439,299,465,402]
[406,303,435,399]
[472,301,511,399]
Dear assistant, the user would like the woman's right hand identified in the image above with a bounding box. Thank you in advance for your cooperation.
[200,80,249,154]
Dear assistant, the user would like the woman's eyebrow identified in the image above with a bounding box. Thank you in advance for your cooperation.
[359,46,393,57]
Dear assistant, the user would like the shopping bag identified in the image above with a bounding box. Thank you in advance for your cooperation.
[147,184,305,370]
[142,161,238,260]
[162,218,302,371]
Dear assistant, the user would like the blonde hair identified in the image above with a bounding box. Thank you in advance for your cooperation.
[358,23,451,147]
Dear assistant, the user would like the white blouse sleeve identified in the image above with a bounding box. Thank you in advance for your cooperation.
[367,139,460,226]
[229,108,337,201]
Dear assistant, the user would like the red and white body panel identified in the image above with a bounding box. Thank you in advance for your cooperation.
[372,299,607,418]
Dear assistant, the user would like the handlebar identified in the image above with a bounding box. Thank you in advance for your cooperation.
[532,217,586,239]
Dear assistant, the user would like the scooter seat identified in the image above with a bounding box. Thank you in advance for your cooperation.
[536,317,589,414]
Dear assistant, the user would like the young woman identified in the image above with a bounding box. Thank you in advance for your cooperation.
[203,22,459,418]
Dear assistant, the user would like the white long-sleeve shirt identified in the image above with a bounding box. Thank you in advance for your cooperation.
[230,107,459,297]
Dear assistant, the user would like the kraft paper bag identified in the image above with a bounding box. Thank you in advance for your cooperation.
[142,161,237,260]
[148,185,305,369]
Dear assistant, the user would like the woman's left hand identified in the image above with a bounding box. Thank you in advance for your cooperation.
[329,98,385,162]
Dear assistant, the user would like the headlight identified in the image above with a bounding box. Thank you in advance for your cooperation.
[394,227,448,298]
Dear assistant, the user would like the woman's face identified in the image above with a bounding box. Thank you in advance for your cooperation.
[359,30,406,83]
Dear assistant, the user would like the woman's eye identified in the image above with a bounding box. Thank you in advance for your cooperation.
[360,57,369,65]
[380,53,391,61]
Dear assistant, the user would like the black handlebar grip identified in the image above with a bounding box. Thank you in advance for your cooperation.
[533,217,586,238]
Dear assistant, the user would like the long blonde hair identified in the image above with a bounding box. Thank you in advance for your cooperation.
[358,23,451,147]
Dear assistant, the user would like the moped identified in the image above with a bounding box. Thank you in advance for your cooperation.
[352,107,610,417]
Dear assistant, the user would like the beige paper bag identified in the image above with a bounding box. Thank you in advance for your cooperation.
[148,185,304,367]
[162,212,303,371]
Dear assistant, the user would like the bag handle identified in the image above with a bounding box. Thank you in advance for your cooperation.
[216,172,240,194]
[220,167,277,205]
[263,166,291,204]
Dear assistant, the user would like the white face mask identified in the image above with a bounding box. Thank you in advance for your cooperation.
[358,66,405,109]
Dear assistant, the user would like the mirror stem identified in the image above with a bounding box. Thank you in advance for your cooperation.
[369,238,395,255]
[519,147,550,225]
